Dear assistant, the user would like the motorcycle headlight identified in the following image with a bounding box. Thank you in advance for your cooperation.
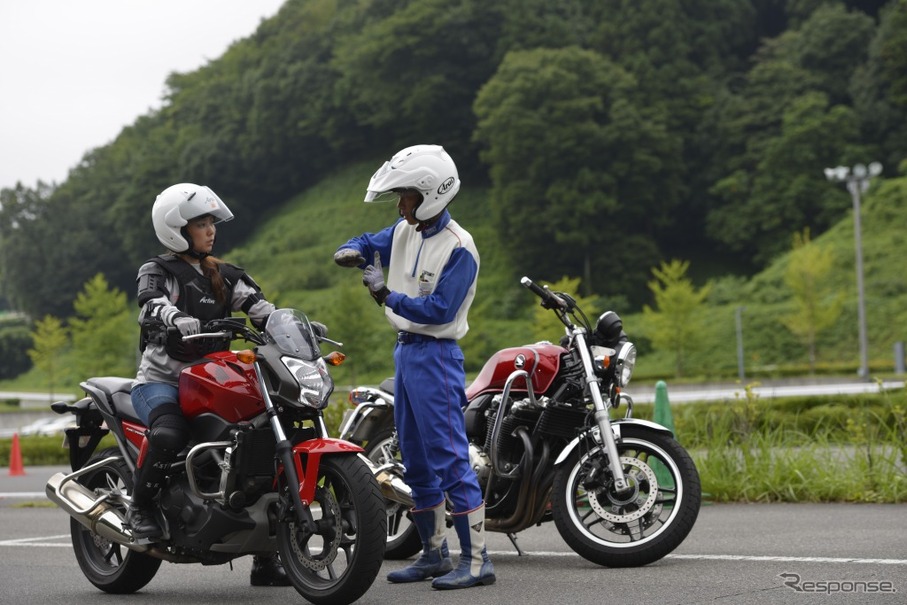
[614,342,637,387]
[282,356,334,409]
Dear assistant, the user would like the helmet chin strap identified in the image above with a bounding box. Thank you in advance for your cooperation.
[412,200,443,232]
[185,248,210,260]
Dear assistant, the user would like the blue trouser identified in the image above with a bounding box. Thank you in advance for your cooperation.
[393,337,484,513]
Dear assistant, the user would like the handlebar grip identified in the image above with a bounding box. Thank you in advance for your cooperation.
[521,276,548,298]
[521,276,566,309]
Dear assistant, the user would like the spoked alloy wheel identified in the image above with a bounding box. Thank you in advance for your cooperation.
[278,455,386,605]
[70,448,162,593]
[552,425,701,567]
[364,430,421,559]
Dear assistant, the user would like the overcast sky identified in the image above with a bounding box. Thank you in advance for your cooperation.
[0,0,286,190]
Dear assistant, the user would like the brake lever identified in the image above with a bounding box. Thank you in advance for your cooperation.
[181,330,233,341]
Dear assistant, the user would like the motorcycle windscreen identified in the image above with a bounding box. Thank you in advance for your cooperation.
[264,309,321,360]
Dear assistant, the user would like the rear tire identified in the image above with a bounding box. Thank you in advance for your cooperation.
[70,448,162,593]
[278,454,386,605]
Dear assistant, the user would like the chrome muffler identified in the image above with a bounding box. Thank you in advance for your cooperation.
[45,457,150,553]
[359,455,414,508]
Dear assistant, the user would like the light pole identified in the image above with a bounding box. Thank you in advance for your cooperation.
[823,162,882,380]
[735,305,746,382]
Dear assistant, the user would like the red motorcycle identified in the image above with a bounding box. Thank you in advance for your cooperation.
[341,278,701,566]
[45,309,386,605]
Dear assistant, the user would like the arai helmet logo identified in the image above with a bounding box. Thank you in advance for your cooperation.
[438,177,456,195]
[514,354,526,369]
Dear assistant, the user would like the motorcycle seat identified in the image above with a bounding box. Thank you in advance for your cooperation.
[379,377,395,395]
[84,377,142,423]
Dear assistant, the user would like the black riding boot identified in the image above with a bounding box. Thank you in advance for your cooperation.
[126,452,169,540]
[250,553,291,586]
[126,410,187,541]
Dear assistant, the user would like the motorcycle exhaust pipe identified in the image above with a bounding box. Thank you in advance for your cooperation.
[45,470,150,553]
[359,455,415,508]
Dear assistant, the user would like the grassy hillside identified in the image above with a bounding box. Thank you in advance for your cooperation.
[626,174,907,381]
[227,162,907,386]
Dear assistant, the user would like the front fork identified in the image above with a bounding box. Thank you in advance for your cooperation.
[572,332,631,493]
[254,361,320,533]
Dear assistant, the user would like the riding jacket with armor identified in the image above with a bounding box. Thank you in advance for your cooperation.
[134,254,275,386]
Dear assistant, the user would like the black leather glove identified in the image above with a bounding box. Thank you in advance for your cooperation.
[310,321,328,338]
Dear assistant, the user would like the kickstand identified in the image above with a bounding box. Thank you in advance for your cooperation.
[507,532,527,556]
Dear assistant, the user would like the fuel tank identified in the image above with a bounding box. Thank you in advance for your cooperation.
[179,351,264,422]
[465,343,565,400]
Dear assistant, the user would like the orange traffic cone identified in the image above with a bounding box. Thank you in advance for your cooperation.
[8,433,25,476]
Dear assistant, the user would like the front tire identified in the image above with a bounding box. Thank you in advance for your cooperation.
[363,429,421,559]
[70,448,162,593]
[552,425,701,567]
[278,454,386,605]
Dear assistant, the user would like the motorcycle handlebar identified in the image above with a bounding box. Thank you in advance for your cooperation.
[521,276,566,310]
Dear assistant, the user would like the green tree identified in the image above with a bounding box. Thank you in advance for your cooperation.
[332,0,503,156]
[68,274,136,379]
[780,228,844,372]
[641,260,711,378]
[852,0,907,172]
[27,315,69,399]
[0,321,32,380]
[705,4,875,267]
[321,283,392,386]
[474,46,675,302]
[709,91,863,264]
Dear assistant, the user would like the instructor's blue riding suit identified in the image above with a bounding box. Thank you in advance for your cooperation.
[336,210,483,513]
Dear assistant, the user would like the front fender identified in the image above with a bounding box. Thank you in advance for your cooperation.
[554,418,674,466]
[291,438,364,505]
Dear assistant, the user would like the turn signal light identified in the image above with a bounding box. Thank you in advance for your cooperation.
[325,351,346,366]
[236,350,256,364]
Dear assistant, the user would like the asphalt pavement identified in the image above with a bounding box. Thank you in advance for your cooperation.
[0,466,904,605]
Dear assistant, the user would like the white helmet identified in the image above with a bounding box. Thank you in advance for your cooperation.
[151,183,234,253]
[364,144,461,221]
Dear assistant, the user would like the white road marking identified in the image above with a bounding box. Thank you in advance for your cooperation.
[0,535,69,547]
[668,553,907,565]
[1,537,905,565]
[486,550,907,565]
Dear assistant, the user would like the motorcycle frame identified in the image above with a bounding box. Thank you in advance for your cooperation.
[337,387,394,443]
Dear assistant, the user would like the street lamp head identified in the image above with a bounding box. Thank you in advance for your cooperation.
[824,167,836,181]
[869,162,883,176]
[853,164,868,178]
[835,166,850,181]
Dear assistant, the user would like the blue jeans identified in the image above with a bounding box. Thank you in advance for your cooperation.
[131,382,179,426]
